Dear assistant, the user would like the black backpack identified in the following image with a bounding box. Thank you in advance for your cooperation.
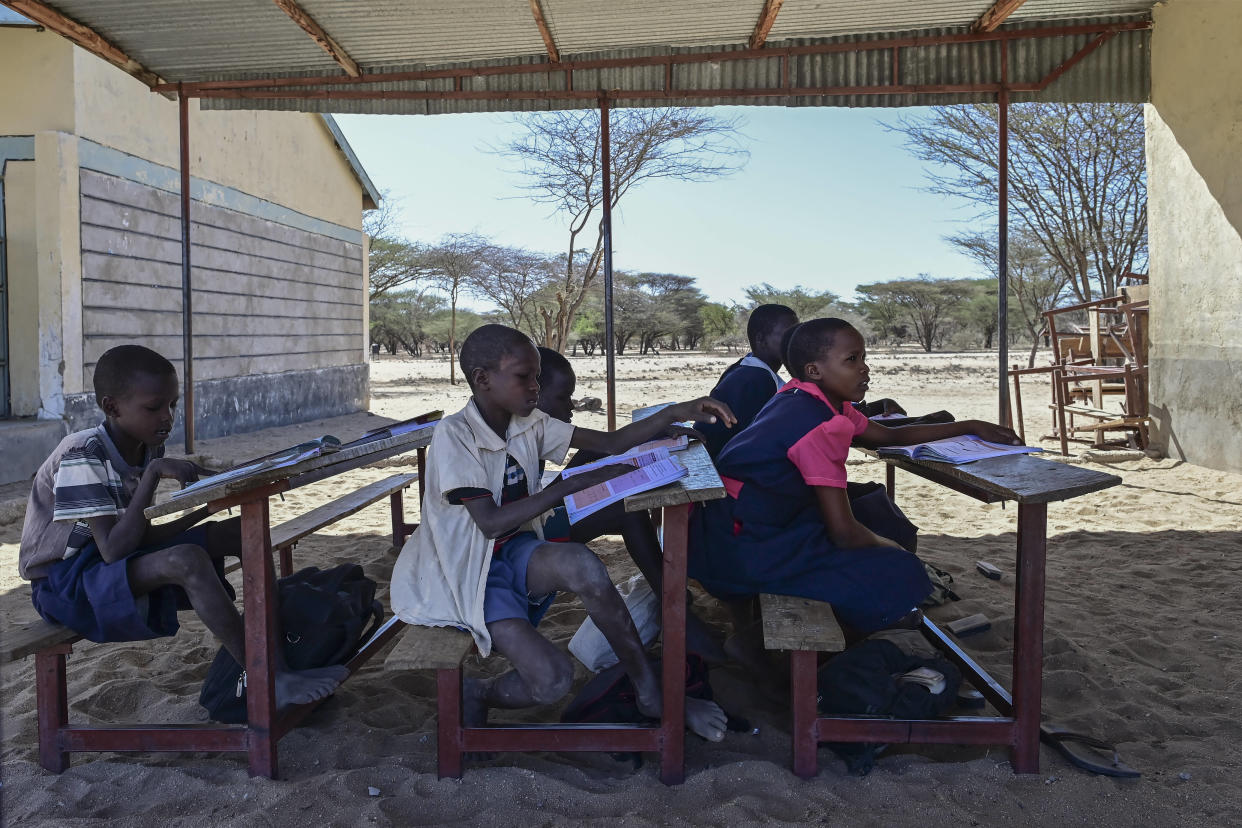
[817,637,962,775]
[199,564,384,723]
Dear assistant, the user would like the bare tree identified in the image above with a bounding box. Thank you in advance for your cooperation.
[501,107,748,351]
[363,193,432,300]
[424,233,487,384]
[889,103,1147,303]
[952,229,1072,367]
[469,244,555,335]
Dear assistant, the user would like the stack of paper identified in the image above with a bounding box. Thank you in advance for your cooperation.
[563,456,688,524]
[876,435,1041,465]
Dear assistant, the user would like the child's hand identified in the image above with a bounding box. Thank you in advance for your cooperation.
[152,458,212,486]
[667,397,736,428]
[571,463,633,490]
[972,422,1022,446]
[662,423,706,443]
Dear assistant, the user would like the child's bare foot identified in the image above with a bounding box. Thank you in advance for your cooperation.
[274,665,349,708]
[685,697,727,742]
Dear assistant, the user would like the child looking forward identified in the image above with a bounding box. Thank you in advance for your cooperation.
[19,345,346,707]
[391,325,734,743]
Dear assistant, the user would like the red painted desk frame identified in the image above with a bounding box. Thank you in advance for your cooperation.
[36,433,430,778]
[435,439,722,786]
[788,454,1119,777]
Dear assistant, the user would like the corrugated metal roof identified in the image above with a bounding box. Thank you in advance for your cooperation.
[15,1,1158,113]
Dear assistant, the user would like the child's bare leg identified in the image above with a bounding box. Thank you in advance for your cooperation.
[570,508,726,663]
[466,617,574,727]
[527,542,726,741]
[204,516,242,560]
[127,544,347,707]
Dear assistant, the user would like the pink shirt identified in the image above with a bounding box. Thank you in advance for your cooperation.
[782,379,870,488]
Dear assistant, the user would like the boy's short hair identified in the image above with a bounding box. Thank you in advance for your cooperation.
[746,303,797,347]
[536,347,573,384]
[779,323,801,372]
[93,345,176,400]
[785,317,857,380]
[460,324,536,387]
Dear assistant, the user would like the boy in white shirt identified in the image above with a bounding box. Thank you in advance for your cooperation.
[391,324,734,745]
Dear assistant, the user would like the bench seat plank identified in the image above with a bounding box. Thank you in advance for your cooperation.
[2,619,80,664]
[385,625,474,671]
[270,472,416,549]
[760,593,845,652]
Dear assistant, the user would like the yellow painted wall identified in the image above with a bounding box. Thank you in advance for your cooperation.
[71,49,363,232]
[0,29,74,135]
[1147,0,1242,472]
[4,161,39,416]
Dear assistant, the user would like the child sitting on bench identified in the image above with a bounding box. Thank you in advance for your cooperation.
[689,318,1021,641]
[390,324,733,743]
[534,346,725,663]
[18,345,346,707]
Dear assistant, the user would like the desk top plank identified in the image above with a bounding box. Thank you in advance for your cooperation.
[881,452,1120,504]
[623,441,725,511]
[146,428,434,519]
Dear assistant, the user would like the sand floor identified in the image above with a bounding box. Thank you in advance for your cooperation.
[2,349,1240,826]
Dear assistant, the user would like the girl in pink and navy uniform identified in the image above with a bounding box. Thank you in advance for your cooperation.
[689,317,1021,635]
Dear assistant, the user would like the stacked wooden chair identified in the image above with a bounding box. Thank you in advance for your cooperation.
[1009,273,1151,454]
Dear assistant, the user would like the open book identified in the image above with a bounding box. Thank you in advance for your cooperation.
[169,436,342,499]
[563,455,689,524]
[559,437,689,481]
[876,435,1042,465]
[339,410,442,449]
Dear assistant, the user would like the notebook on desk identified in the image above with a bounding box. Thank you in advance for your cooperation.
[876,435,1042,465]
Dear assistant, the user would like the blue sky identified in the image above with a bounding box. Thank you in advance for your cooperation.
[335,106,988,307]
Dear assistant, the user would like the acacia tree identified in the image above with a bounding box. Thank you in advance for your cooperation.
[424,233,487,384]
[363,194,431,300]
[890,103,1147,303]
[469,244,555,334]
[857,276,971,352]
[952,229,1072,366]
[502,107,747,351]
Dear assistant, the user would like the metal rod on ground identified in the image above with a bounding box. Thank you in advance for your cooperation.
[600,94,616,431]
[997,42,1011,427]
[178,86,195,453]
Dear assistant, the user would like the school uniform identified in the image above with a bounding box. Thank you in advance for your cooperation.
[694,353,783,459]
[390,399,575,656]
[688,379,931,633]
[19,424,228,642]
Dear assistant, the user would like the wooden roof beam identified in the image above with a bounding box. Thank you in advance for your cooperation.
[971,0,1029,33]
[749,0,785,49]
[1,0,161,87]
[528,0,559,63]
[272,0,361,77]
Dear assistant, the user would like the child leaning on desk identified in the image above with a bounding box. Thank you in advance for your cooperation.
[688,318,1022,649]
[389,324,733,742]
[17,345,348,708]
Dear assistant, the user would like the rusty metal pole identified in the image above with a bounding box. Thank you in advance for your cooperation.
[178,86,195,453]
[997,43,1011,427]
[600,94,616,431]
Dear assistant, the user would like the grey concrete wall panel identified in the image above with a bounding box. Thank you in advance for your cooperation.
[64,362,368,442]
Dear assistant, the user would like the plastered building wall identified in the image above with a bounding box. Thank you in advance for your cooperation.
[1146,0,1242,472]
[1,26,371,456]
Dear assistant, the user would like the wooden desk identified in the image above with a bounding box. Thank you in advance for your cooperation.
[437,439,724,785]
[37,428,433,779]
[858,452,1121,773]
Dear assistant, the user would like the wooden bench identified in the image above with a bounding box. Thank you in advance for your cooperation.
[384,623,476,779]
[5,470,422,774]
[222,472,419,578]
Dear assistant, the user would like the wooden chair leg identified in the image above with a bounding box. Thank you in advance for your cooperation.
[790,649,820,779]
[36,644,72,773]
[278,543,294,578]
[1010,365,1026,445]
[437,667,464,779]
[1054,370,1069,456]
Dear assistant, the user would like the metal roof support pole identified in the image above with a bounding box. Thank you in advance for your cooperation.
[178,85,195,452]
[997,42,1011,428]
[600,94,616,431]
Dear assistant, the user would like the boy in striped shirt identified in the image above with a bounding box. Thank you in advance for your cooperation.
[19,345,345,707]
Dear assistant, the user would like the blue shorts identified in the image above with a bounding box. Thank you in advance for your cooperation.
[30,524,234,643]
[483,531,556,626]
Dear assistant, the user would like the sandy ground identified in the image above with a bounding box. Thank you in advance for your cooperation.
[2,349,1240,826]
